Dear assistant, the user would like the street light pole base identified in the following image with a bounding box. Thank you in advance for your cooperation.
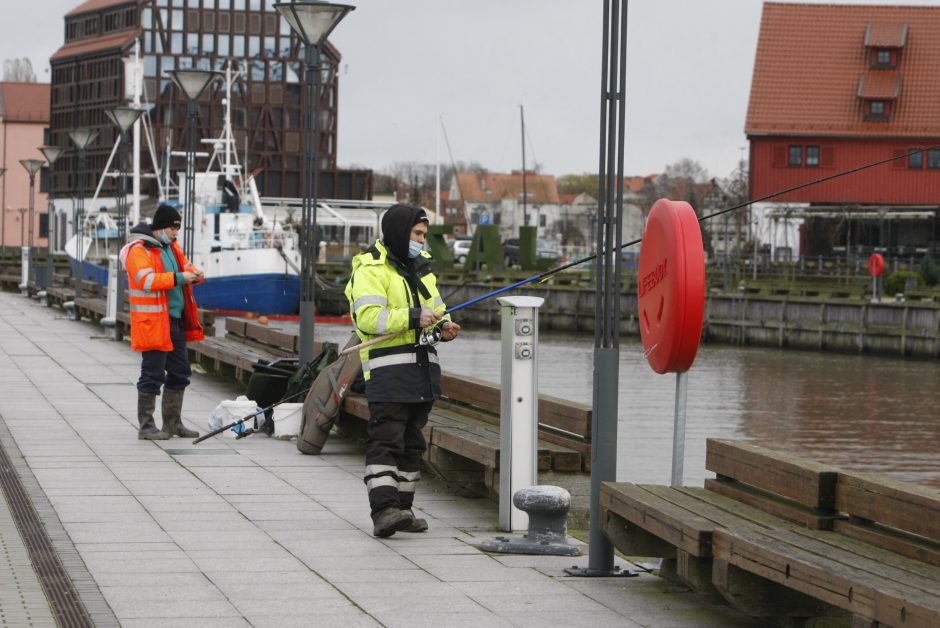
[564,564,638,578]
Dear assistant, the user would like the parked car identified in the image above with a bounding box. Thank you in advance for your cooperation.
[451,237,473,264]
[503,238,564,267]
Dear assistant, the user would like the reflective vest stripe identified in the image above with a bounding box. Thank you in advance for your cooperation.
[143,274,157,291]
[135,268,153,284]
[352,295,388,311]
[363,352,438,372]
[128,289,159,298]
[130,304,165,313]
[366,475,398,491]
[376,309,389,334]
[433,296,444,309]
[399,470,420,482]
[399,481,417,493]
[365,464,398,476]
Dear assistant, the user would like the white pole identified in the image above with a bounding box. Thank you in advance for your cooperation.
[670,371,689,487]
[435,116,441,225]
[132,39,142,225]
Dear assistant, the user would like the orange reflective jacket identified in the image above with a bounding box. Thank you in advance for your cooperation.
[123,234,205,352]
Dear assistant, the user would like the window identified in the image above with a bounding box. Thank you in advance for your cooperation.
[928,149,940,169]
[871,101,885,115]
[876,50,891,66]
[909,148,923,169]
[805,146,820,167]
[788,145,802,166]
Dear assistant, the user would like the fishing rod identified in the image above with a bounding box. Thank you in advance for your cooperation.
[341,145,937,357]
[192,384,312,444]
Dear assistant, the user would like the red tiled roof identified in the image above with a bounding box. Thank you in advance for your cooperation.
[857,71,900,99]
[455,171,560,204]
[0,82,51,123]
[746,3,940,138]
[865,21,908,47]
[67,0,132,17]
[51,29,139,61]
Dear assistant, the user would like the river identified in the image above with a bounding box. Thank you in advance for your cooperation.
[300,321,940,489]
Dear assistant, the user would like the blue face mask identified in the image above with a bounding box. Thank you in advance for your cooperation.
[408,241,423,259]
[159,233,170,245]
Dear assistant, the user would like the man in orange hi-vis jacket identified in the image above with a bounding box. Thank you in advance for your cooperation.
[119,204,205,440]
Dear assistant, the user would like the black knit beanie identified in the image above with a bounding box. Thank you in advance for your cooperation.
[152,204,182,230]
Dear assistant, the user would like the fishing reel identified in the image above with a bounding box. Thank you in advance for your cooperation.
[419,321,445,346]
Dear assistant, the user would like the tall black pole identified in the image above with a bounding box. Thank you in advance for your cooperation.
[299,42,319,364]
[46,162,56,290]
[520,105,527,230]
[75,147,86,302]
[27,171,37,283]
[116,128,130,341]
[568,0,628,577]
[184,99,197,259]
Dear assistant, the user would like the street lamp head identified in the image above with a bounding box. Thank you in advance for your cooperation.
[104,106,145,133]
[68,128,98,150]
[39,145,64,165]
[19,159,44,176]
[168,69,222,102]
[274,1,355,47]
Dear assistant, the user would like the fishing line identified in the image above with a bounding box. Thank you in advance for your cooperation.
[343,145,935,355]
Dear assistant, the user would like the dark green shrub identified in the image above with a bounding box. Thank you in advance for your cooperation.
[919,254,938,287]
[885,270,923,295]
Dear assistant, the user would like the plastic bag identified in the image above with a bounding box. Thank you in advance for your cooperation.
[208,396,263,436]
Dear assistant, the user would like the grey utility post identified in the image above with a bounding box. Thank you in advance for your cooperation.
[497,295,543,532]
[101,255,120,340]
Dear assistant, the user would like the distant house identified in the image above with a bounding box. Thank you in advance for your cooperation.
[449,171,563,242]
[746,2,940,259]
[0,82,51,249]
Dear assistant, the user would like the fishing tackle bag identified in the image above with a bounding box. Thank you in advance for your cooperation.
[297,333,362,455]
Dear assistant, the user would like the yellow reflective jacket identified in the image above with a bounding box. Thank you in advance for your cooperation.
[345,240,447,403]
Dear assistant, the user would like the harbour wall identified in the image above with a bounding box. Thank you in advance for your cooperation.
[436,278,940,359]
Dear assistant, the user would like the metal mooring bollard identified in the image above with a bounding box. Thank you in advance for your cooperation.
[480,485,581,556]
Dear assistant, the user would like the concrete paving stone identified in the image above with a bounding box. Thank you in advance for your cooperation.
[105,597,243,620]
[311,568,442,584]
[77,554,201,575]
[100,582,228,605]
[297,551,421,573]
[335,580,460,600]
[242,611,382,628]
[120,481,215,496]
[64,521,170,544]
[371,609,514,628]
[135,494,234,511]
[230,595,357,617]
[210,580,340,602]
[495,610,643,627]
[357,593,489,615]
[204,569,331,589]
[120,618,253,628]
[471,592,614,613]
[74,542,182,553]
[186,550,309,574]
[164,532,266,551]
[408,554,554,582]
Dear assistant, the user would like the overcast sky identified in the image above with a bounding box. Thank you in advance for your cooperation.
[2,0,936,181]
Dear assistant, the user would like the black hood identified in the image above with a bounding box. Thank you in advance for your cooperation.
[381,204,428,263]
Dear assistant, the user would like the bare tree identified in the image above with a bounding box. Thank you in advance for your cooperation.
[3,58,37,82]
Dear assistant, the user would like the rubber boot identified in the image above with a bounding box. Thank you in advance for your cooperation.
[161,388,199,438]
[400,508,429,533]
[138,392,171,440]
[372,507,414,538]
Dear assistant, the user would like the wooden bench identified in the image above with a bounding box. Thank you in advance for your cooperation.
[600,439,940,627]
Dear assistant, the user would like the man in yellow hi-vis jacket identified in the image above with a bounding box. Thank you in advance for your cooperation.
[345,204,460,537]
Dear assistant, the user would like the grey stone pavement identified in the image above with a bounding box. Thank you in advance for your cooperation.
[0,289,759,627]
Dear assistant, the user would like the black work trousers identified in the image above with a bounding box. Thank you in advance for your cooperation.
[137,318,191,395]
[364,400,433,516]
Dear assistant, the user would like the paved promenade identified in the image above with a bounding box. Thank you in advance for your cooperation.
[0,289,757,627]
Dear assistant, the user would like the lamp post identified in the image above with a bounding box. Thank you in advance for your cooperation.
[19,158,44,291]
[105,107,145,339]
[39,145,64,291]
[274,0,355,365]
[168,69,220,259]
[68,128,98,305]
[0,168,6,254]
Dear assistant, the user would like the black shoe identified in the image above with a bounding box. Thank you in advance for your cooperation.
[400,509,428,533]
[372,507,414,538]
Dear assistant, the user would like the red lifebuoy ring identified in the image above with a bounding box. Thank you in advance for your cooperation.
[868,253,885,278]
[637,198,706,374]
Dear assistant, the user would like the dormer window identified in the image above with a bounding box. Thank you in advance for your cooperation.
[865,100,890,121]
[874,49,894,68]
[871,101,885,115]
